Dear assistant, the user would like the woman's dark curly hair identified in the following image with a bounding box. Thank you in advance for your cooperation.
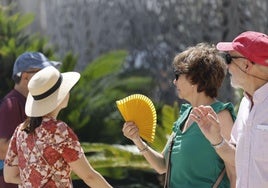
[172,43,227,98]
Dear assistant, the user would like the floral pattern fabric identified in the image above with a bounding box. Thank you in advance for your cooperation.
[5,117,84,188]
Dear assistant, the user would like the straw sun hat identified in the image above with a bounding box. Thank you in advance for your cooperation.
[25,66,80,117]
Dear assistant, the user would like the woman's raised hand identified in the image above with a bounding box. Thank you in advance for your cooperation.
[190,105,223,145]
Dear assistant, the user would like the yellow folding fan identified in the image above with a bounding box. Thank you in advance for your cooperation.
[116,94,157,143]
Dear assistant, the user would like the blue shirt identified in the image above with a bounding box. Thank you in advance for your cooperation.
[0,160,4,170]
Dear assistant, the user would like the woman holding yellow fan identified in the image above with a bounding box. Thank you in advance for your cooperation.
[122,43,236,188]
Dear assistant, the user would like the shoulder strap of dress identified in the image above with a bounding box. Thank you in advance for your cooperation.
[164,132,176,188]
[212,167,226,188]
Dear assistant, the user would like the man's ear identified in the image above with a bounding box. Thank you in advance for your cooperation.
[20,72,27,80]
[245,61,254,72]
[21,72,32,82]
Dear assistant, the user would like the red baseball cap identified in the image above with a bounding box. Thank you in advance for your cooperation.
[216,31,268,66]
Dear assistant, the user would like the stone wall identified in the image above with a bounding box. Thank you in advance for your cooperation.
[3,0,268,104]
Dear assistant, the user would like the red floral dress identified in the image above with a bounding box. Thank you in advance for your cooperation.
[5,117,84,188]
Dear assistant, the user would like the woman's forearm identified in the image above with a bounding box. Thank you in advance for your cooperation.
[214,139,236,168]
[133,138,166,174]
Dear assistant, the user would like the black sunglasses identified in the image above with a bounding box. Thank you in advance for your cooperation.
[24,70,39,74]
[224,53,247,65]
[174,71,184,80]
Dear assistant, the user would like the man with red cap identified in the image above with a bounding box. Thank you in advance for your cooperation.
[190,31,268,188]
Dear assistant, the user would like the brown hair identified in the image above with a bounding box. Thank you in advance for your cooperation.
[172,43,226,98]
[22,117,42,133]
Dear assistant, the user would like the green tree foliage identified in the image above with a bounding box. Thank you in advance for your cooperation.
[0,4,184,186]
[59,50,154,144]
[71,102,180,186]
[152,102,179,151]
[0,5,32,97]
[0,4,68,98]
[76,143,151,179]
[59,51,78,72]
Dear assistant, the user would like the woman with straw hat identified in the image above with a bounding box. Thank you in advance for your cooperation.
[3,66,112,188]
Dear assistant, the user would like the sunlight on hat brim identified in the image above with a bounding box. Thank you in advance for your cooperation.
[25,72,80,117]
[216,42,234,51]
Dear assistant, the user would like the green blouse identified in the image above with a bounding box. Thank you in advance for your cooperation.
[164,101,236,188]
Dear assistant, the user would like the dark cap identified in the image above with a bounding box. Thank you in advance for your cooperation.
[12,52,61,79]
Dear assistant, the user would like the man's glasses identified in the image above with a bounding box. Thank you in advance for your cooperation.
[16,70,40,77]
[224,53,247,65]
[24,69,40,74]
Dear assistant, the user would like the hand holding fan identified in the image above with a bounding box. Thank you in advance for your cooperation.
[116,94,157,143]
